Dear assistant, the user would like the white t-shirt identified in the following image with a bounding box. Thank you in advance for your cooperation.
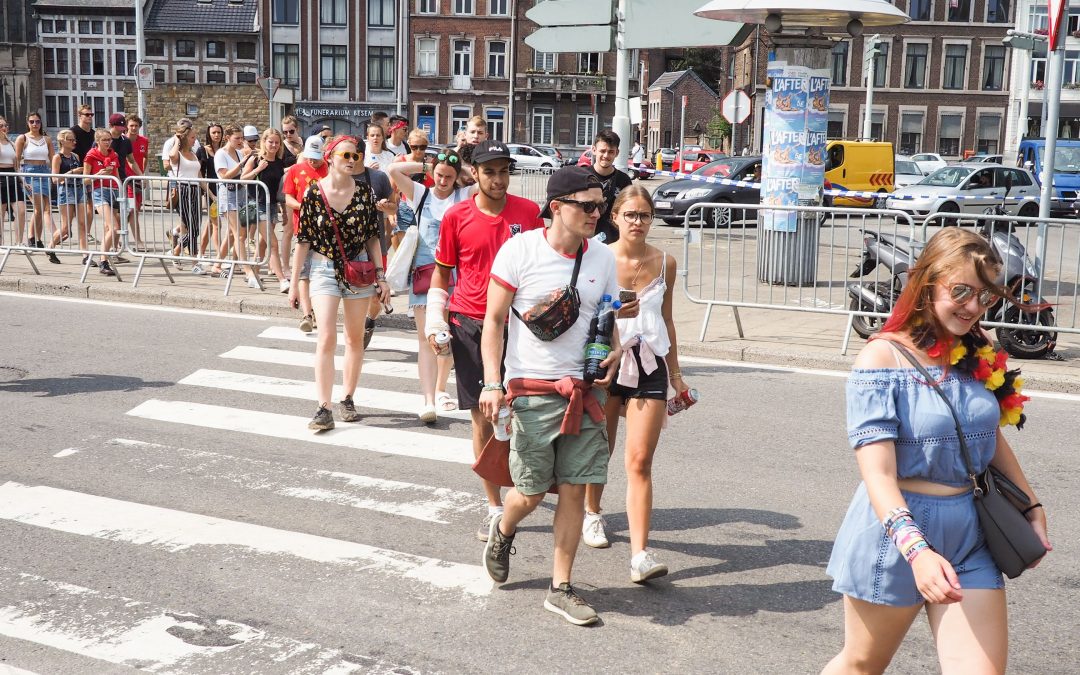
[365,149,396,169]
[161,136,201,163]
[385,139,407,157]
[214,146,243,179]
[407,184,473,253]
[490,228,618,381]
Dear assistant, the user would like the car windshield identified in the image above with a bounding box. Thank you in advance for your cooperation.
[918,166,969,187]
[895,160,919,174]
[696,160,740,178]
[1036,145,1080,173]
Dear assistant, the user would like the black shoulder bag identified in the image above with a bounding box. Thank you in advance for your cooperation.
[888,341,1046,578]
[512,243,583,342]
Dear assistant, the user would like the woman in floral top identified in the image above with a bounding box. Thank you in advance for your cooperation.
[288,135,391,432]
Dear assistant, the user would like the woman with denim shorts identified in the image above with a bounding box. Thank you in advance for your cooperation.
[82,128,122,276]
[49,129,87,264]
[0,116,29,248]
[288,135,390,432]
[241,127,289,292]
[14,112,55,250]
[215,125,259,287]
[822,228,1051,674]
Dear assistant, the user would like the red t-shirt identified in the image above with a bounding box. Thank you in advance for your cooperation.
[128,134,149,173]
[283,161,329,232]
[435,194,544,320]
[83,147,120,190]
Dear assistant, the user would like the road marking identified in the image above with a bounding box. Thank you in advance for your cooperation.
[220,345,434,381]
[0,483,492,597]
[52,448,80,458]
[125,400,474,464]
[259,326,420,353]
[179,369,471,421]
[0,568,416,673]
[101,438,478,523]
[0,291,267,320]
[0,665,40,675]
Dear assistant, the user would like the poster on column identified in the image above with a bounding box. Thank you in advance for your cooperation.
[802,70,830,201]
[761,62,806,232]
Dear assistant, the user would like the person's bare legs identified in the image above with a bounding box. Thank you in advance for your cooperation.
[280,207,294,278]
[497,488,544,538]
[311,294,341,406]
[820,596,922,675]
[436,352,453,402]
[926,589,1007,675]
[51,203,73,247]
[414,306,437,406]
[586,396,623,514]
[341,295,373,398]
[552,483,587,585]
[622,398,666,555]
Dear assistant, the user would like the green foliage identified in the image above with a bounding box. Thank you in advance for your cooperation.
[707,113,731,148]
[674,49,725,94]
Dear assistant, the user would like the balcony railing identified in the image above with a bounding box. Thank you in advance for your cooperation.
[524,73,608,94]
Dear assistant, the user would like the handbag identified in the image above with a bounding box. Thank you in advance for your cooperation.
[320,186,377,288]
[512,243,583,342]
[385,188,426,292]
[888,341,1047,578]
[237,200,260,228]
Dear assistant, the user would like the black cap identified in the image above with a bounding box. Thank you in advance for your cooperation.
[470,140,511,165]
[540,166,604,218]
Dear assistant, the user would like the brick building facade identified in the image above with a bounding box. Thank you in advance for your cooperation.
[0,0,42,125]
[646,69,720,154]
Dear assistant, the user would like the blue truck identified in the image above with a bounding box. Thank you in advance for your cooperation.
[1017,138,1080,216]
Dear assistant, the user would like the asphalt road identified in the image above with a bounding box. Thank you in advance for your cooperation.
[0,294,1077,674]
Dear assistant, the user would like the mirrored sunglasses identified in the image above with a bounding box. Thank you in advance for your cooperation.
[947,283,998,308]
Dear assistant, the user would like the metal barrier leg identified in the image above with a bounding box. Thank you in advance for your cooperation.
[223,262,235,297]
[22,250,40,275]
[108,258,124,283]
[732,306,745,339]
[155,257,175,284]
[698,304,714,342]
[78,256,92,284]
[841,313,855,356]
[0,248,10,275]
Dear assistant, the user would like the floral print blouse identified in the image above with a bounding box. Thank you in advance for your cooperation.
[297,181,380,289]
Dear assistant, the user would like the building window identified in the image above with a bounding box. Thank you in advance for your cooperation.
[579,52,601,74]
[45,95,71,129]
[488,41,507,78]
[369,0,394,27]
[146,39,165,57]
[418,0,437,13]
[861,111,885,141]
[176,69,196,83]
[206,70,227,84]
[938,114,962,156]
[872,43,889,88]
[904,43,928,89]
[948,0,971,22]
[79,49,105,76]
[977,114,1001,154]
[986,0,1010,23]
[453,40,472,76]
[113,21,136,35]
[177,40,196,58]
[451,107,471,137]
[273,43,300,87]
[114,50,137,77]
[321,45,347,88]
[418,38,438,76]
[831,41,849,86]
[576,114,597,146]
[489,0,508,15]
[368,47,395,90]
[534,50,555,72]
[943,44,967,90]
[827,111,845,139]
[206,41,225,59]
[321,0,347,26]
[237,42,256,60]
[41,19,54,34]
[487,108,505,141]
[909,0,931,21]
[237,71,257,84]
[454,0,474,14]
[78,20,89,34]
[532,107,554,145]
[899,111,924,155]
[44,48,69,75]
[983,45,1005,90]
[154,69,165,84]
[92,20,104,34]
[273,0,300,24]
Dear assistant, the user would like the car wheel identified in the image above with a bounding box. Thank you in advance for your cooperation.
[1017,202,1038,223]
[937,201,960,227]
[708,201,733,228]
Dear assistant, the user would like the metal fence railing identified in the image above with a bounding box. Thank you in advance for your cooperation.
[517,167,556,206]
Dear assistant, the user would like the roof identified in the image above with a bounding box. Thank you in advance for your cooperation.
[648,69,719,97]
[146,0,258,34]
[32,0,136,10]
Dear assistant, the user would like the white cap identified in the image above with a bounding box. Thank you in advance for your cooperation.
[303,135,324,160]
[243,125,259,140]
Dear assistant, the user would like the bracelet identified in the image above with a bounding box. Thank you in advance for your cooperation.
[668,370,682,379]
[481,382,503,392]
[1021,502,1043,516]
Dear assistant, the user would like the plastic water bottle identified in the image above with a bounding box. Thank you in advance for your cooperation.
[583,295,622,383]
[493,406,512,441]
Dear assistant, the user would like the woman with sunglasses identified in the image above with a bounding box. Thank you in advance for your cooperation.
[363,123,395,171]
[582,186,688,583]
[822,227,1050,674]
[288,136,391,431]
[241,127,289,292]
[385,148,473,422]
[195,123,225,276]
[389,128,434,255]
[14,112,56,251]
[0,116,29,248]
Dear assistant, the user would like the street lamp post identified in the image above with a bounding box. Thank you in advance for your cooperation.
[862,34,881,140]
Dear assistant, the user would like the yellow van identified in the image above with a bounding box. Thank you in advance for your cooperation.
[824,141,894,207]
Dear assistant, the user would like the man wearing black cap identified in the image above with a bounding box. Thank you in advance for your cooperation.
[423,140,544,541]
[477,165,621,626]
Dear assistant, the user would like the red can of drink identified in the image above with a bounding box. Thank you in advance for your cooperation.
[666,388,700,416]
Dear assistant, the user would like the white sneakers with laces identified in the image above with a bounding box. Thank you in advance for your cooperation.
[582,511,609,548]
[630,548,669,583]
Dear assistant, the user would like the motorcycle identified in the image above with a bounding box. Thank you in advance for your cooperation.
[847,184,1057,359]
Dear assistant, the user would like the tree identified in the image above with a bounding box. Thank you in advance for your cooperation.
[707,113,731,150]
[674,48,725,94]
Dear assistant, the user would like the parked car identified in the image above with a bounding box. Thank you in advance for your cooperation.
[655,147,678,170]
[893,156,925,189]
[969,154,1003,164]
[534,145,567,166]
[576,148,594,167]
[825,140,894,207]
[910,152,948,174]
[629,157,654,180]
[885,164,1040,224]
[506,143,557,170]
[672,150,726,174]
[654,156,762,228]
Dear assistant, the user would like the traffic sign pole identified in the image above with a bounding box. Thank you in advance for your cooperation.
[613,0,630,171]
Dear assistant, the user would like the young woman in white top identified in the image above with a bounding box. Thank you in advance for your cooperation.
[214,125,259,287]
[363,123,395,171]
[169,123,204,264]
[14,112,56,249]
[0,116,28,247]
[583,185,690,583]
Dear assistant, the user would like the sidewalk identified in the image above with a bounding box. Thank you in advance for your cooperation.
[3,242,1079,393]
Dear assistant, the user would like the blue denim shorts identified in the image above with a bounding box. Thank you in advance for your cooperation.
[217,185,239,212]
[92,187,120,209]
[308,252,376,300]
[56,182,86,206]
[22,164,51,196]
[827,482,1004,606]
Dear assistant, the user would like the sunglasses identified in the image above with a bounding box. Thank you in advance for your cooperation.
[283,128,296,135]
[79,112,93,117]
[945,283,998,308]
[620,211,654,224]
[334,151,362,161]
[557,198,607,214]
[436,153,459,164]
[28,120,41,125]
[413,145,428,150]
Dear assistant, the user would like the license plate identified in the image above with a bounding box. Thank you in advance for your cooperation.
[655,200,672,209]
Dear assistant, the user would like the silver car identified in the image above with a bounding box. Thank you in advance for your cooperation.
[893,157,924,189]
[885,164,1040,223]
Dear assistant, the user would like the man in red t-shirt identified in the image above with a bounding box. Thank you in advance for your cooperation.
[124,114,149,250]
[283,135,329,333]
[425,140,544,540]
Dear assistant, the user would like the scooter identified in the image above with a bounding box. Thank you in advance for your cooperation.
[848,185,1057,359]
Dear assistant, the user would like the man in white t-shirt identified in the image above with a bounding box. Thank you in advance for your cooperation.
[384,116,409,157]
[478,166,620,626]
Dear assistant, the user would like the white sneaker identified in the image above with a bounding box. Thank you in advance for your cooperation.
[407,306,415,319]
[582,512,610,548]
[279,279,290,293]
[418,403,437,424]
[247,276,260,289]
[630,549,669,583]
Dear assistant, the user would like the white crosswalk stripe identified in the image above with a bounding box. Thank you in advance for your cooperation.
[220,345,443,381]
[259,326,421,353]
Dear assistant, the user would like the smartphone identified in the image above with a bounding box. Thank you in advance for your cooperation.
[619,290,637,304]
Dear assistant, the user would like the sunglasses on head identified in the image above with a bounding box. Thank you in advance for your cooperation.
[436,152,459,164]
[945,283,998,308]
[557,198,607,214]
[333,150,362,161]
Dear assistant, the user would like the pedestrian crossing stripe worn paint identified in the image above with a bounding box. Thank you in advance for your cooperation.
[259,326,421,353]
[0,482,492,597]
[125,400,475,464]
[0,568,416,674]
[219,345,442,381]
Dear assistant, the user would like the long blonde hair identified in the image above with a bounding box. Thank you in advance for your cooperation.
[259,127,284,160]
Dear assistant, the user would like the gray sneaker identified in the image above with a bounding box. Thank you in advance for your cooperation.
[544,583,599,626]
[339,395,362,423]
[308,405,334,432]
[476,512,495,541]
[482,513,515,583]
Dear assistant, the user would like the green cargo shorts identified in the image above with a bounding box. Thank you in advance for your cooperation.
[508,391,610,496]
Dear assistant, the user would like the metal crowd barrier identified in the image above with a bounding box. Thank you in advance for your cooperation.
[516,166,556,206]
[0,170,126,282]
[121,175,271,296]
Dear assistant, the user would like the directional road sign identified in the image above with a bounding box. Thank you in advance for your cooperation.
[623,0,750,49]
[525,0,612,26]
[525,25,616,53]
[721,90,751,125]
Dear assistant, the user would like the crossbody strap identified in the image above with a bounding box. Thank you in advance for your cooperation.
[318,184,351,267]
[409,187,430,269]
[511,241,584,323]
[886,340,980,491]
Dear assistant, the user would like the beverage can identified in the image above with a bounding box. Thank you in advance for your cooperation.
[666,388,700,416]
[434,330,451,356]
[493,405,512,442]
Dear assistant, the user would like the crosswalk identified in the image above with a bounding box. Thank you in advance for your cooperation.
[0,324,494,673]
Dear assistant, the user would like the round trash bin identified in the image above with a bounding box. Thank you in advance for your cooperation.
[757,211,819,286]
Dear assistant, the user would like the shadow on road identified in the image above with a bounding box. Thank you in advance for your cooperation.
[606,507,804,532]
[0,373,173,397]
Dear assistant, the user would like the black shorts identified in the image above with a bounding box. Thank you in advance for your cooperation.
[0,173,27,205]
[449,311,505,410]
[608,345,669,401]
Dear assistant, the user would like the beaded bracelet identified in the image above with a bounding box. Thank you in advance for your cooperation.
[480,382,503,392]
[882,507,933,564]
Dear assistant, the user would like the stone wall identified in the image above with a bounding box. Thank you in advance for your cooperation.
[122,83,270,174]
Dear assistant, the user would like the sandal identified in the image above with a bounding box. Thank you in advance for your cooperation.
[435,391,458,412]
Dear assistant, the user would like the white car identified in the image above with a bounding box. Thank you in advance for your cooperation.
[893,156,925,189]
[910,152,947,174]
[506,144,557,170]
[885,164,1040,224]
